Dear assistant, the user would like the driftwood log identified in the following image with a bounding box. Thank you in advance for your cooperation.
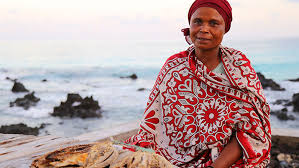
[0,121,298,168]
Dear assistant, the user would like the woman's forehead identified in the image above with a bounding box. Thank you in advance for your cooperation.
[191,7,223,21]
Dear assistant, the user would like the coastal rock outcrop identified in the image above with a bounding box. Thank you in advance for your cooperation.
[273,99,292,106]
[52,93,102,118]
[11,81,29,92]
[270,93,299,120]
[270,135,299,168]
[0,123,46,136]
[10,92,40,110]
[289,78,299,82]
[257,73,285,91]
[271,108,295,121]
[137,88,149,91]
[120,73,138,80]
[292,93,299,112]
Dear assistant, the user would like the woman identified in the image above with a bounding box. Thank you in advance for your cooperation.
[126,0,271,167]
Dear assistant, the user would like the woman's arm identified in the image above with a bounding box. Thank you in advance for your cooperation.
[210,136,242,168]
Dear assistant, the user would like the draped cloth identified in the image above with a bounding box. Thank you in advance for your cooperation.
[126,46,271,168]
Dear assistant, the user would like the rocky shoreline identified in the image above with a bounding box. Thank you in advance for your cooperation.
[270,135,299,167]
[1,73,299,167]
[2,72,299,134]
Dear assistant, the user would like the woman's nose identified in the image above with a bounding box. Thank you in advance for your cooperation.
[199,24,209,33]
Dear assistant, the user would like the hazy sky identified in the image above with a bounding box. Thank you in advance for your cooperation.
[1,0,299,41]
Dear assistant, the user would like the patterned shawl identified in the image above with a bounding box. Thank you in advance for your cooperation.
[126,45,271,168]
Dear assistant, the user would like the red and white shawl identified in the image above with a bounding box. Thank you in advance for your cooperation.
[126,45,271,168]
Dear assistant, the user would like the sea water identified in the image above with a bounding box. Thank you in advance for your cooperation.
[0,38,298,137]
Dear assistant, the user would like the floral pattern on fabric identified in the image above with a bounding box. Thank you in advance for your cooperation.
[126,46,271,168]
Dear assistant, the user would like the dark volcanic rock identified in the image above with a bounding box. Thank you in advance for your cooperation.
[137,88,147,91]
[120,73,138,80]
[285,101,293,106]
[41,79,47,82]
[271,108,295,121]
[52,93,102,118]
[270,135,299,168]
[10,92,40,110]
[281,108,288,112]
[273,99,291,106]
[6,77,16,81]
[289,78,299,82]
[292,93,299,112]
[257,73,285,91]
[276,110,295,121]
[11,81,29,92]
[0,123,45,136]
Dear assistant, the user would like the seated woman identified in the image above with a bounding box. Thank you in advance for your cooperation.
[126,0,271,167]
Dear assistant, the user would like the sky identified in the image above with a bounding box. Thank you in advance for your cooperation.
[1,0,299,42]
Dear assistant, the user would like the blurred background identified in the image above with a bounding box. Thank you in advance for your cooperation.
[0,0,299,137]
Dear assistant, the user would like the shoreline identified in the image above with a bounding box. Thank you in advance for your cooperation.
[1,71,299,138]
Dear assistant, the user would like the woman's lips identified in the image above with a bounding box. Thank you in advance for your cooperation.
[197,37,210,41]
[196,37,211,43]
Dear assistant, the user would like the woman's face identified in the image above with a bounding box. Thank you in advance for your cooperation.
[190,7,225,51]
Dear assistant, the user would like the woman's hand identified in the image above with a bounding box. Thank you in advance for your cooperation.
[210,136,242,168]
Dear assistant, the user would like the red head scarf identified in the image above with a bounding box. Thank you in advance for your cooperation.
[182,0,233,41]
[189,0,232,32]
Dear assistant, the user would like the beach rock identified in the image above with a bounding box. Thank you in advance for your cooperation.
[39,123,51,129]
[271,108,295,121]
[257,73,285,91]
[120,73,138,80]
[270,135,299,168]
[289,78,299,82]
[52,93,102,118]
[41,79,47,82]
[137,88,147,91]
[276,110,295,121]
[11,81,29,92]
[277,153,293,163]
[273,99,291,106]
[9,92,40,110]
[281,108,288,112]
[292,93,299,112]
[285,101,293,106]
[6,77,16,81]
[271,135,299,155]
[0,123,45,136]
[268,158,280,168]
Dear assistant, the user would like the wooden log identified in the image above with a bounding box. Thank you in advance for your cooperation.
[0,121,298,168]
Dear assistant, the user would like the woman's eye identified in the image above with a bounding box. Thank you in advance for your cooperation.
[194,19,202,24]
[210,21,218,26]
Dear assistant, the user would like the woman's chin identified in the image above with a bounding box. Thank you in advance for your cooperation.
[194,42,219,51]
[195,44,213,50]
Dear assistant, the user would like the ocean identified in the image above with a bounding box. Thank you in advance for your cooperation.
[0,38,299,137]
